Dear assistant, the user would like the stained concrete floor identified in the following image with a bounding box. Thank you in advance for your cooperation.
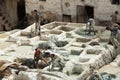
[0,22,120,80]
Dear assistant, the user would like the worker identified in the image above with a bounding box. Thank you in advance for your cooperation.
[34,48,48,68]
[86,18,96,35]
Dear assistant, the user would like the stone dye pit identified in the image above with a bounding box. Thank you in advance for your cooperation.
[0,21,120,80]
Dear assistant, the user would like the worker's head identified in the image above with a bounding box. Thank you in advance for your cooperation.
[51,54,55,58]
[34,9,37,13]
[113,24,119,28]
[115,11,119,15]
[35,48,39,51]
[26,13,29,16]
[106,26,111,30]
[47,46,52,49]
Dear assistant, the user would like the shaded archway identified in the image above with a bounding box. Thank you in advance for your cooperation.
[85,6,94,21]
[17,0,26,21]
[17,0,26,29]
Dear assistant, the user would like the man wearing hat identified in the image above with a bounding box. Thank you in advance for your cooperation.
[0,60,15,79]
[106,24,120,48]
[0,60,23,79]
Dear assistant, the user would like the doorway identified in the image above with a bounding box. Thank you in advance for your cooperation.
[76,5,94,23]
[76,5,85,23]
[17,0,25,21]
[17,0,26,29]
[85,6,94,21]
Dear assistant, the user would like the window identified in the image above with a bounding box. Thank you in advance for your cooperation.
[65,2,70,7]
[39,0,46,1]
[111,0,120,5]
[62,14,72,22]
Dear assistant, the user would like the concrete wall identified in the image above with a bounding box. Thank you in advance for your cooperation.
[5,0,18,24]
[25,0,62,21]
[0,0,18,30]
[95,0,117,21]
[93,0,120,25]
[25,0,120,24]
[62,0,79,22]
[1,0,120,27]
[0,0,18,25]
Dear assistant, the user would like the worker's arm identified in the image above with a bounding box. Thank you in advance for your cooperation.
[34,53,36,60]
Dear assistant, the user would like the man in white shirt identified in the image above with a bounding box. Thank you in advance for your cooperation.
[86,18,96,35]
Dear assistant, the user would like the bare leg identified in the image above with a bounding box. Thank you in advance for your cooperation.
[41,57,48,65]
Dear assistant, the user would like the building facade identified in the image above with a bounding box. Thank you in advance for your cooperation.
[0,0,120,30]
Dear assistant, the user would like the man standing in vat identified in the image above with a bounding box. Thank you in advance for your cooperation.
[34,10,41,36]
[106,24,120,49]
[86,18,96,35]
[111,11,119,25]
